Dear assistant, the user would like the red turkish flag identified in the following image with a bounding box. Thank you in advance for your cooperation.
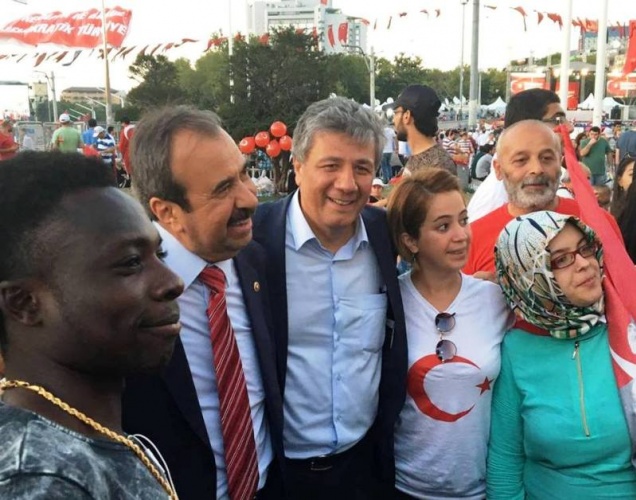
[326,24,335,47]
[623,20,636,75]
[337,23,348,44]
[547,13,563,29]
[557,126,636,401]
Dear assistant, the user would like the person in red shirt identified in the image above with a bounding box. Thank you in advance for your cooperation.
[118,117,135,174]
[464,120,621,278]
[0,121,18,161]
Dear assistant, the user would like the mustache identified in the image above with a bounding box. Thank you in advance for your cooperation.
[228,208,254,224]
[521,175,551,187]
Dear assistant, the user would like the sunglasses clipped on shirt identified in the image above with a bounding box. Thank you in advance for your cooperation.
[435,312,457,363]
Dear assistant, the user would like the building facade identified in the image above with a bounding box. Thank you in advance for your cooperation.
[60,87,124,106]
[246,0,368,55]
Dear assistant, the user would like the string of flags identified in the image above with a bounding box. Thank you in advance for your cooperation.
[0,7,634,68]
[356,6,631,34]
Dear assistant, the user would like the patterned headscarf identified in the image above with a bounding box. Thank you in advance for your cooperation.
[495,211,604,339]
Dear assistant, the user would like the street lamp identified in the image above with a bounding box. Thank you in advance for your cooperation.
[100,0,113,125]
[344,45,375,108]
[459,0,469,123]
[33,71,58,121]
[580,68,589,103]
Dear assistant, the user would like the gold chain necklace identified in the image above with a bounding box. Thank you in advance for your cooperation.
[0,379,178,500]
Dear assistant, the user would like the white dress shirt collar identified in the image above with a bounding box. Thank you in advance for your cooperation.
[154,222,234,288]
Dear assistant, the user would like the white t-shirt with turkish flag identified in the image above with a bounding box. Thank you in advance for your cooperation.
[395,272,512,499]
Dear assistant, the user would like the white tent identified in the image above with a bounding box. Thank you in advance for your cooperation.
[485,96,506,112]
[578,93,595,110]
[603,96,624,112]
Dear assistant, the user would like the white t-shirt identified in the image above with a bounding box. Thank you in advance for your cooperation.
[466,167,508,222]
[394,272,513,500]
[383,126,396,154]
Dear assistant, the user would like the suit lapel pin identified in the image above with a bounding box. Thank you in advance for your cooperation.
[253,281,260,292]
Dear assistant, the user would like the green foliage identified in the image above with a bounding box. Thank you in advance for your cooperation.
[127,54,187,111]
[124,38,515,190]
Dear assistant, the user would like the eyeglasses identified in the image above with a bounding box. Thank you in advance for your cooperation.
[542,116,569,127]
[550,241,599,270]
[435,312,457,363]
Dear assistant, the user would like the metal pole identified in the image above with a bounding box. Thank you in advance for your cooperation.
[228,0,234,104]
[592,0,608,126]
[101,0,113,125]
[369,46,375,108]
[459,0,467,121]
[468,0,480,128]
[559,0,573,110]
[50,72,58,121]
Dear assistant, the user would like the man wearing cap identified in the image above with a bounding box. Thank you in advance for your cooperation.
[51,113,83,153]
[392,84,457,176]
[368,178,386,205]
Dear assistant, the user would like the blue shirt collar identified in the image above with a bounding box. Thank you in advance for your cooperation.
[287,190,369,252]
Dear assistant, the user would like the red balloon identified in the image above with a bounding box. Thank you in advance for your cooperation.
[255,131,270,148]
[270,121,287,138]
[266,139,281,158]
[279,135,292,151]
[238,137,255,154]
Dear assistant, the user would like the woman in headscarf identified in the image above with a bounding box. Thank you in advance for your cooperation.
[487,210,636,499]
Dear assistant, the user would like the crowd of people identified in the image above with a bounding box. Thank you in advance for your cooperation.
[1,85,636,500]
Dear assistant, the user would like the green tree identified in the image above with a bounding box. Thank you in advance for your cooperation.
[127,54,190,111]
[323,53,370,103]
[375,54,427,101]
[480,68,507,104]
[182,50,229,111]
[216,28,329,191]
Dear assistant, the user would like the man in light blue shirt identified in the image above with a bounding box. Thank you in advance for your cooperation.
[82,118,97,146]
[253,97,407,499]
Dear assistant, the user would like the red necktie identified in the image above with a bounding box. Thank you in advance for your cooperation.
[199,266,259,500]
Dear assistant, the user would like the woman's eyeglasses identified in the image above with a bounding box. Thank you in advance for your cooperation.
[435,312,457,363]
[550,242,599,270]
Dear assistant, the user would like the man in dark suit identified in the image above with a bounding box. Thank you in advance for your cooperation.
[253,97,407,499]
[122,106,284,499]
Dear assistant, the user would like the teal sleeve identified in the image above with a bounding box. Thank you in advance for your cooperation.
[487,339,525,500]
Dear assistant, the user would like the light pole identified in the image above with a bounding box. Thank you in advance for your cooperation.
[33,71,57,121]
[580,68,589,103]
[100,0,113,125]
[459,0,468,123]
[468,0,480,128]
[75,103,97,119]
[344,45,375,108]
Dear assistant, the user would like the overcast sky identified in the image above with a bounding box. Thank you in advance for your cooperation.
[1,0,635,114]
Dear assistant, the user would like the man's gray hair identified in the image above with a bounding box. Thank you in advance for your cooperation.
[131,105,224,220]
[292,97,385,166]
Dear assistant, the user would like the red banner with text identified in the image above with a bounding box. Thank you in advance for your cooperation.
[0,7,132,48]
[607,74,636,98]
